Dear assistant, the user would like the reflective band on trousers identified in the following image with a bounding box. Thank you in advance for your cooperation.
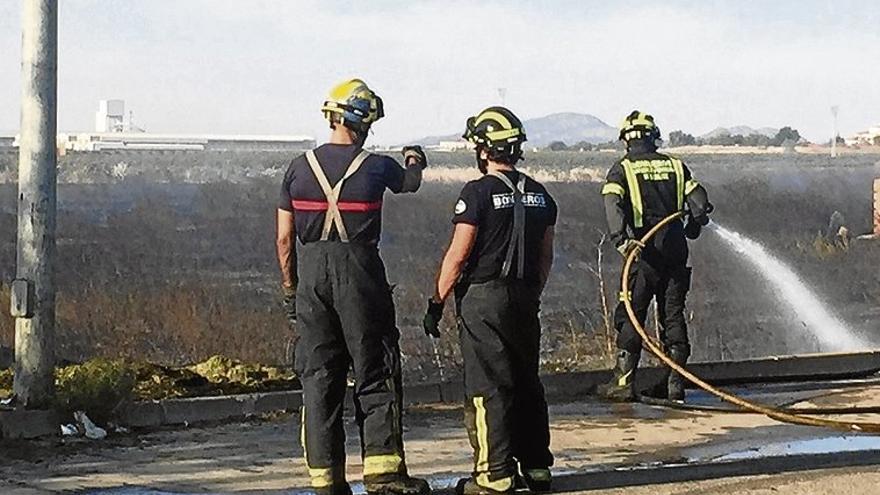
[477,473,514,492]
[473,396,490,473]
[303,149,372,242]
[363,453,404,476]
[301,406,346,487]
[620,158,686,228]
[488,171,527,279]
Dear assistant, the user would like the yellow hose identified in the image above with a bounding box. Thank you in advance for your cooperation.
[622,212,880,433]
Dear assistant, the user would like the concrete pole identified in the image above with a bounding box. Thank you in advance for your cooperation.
[13,0,58,409]
[831,106,839,159]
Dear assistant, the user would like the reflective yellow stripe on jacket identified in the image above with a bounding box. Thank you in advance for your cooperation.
[618,157,688,228]
[620,159,644,228]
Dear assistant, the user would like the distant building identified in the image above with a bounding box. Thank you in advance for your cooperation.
[845,125,880,146]
[428,140,473,152]
[10,100,317,152]
[59,132,315,152]
[95,99,126,133]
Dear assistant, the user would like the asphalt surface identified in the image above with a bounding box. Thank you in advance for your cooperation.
[2,379,880,494]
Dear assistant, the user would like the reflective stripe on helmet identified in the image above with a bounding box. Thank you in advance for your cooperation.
[484,127,522,142]
[475,110,514,129]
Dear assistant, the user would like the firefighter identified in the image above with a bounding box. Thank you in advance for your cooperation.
[423,107,557,494]
[598,110,713,403]
[276,79,430,495]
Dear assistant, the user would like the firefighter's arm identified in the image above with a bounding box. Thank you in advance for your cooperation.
[400,146,427,193]
[276,208,297,290]
[603,189,629,246]
[537,226,555,294]
[602,163,630,246]
[686,184,712,224]
[433,223,478,303]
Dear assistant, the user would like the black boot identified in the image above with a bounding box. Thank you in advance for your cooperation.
[666,346,689,402]
[455,476,513,495]
[518,467,552,493]
[364,473,431,495]
[597,350,639,402]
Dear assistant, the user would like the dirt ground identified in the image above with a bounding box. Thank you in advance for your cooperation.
[2,382,880,494]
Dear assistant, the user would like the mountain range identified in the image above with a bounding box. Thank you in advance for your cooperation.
[410,113,781,148]
[700,126,779,139]
[410,112,618,148]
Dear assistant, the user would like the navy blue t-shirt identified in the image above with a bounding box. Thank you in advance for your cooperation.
[452,170,557,284]
[279,143,406,244]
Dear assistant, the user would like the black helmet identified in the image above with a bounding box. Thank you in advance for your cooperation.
[619,110,660,143]
[463,106,527,165]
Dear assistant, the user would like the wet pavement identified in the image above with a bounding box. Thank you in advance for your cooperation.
[2,379,880,494]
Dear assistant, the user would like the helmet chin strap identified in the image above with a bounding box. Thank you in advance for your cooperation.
[476,149,488,174]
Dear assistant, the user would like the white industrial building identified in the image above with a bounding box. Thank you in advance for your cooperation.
[95,99,127,133]
[59,132,315,152]
[11,100,316,152]
[845,125,880,146]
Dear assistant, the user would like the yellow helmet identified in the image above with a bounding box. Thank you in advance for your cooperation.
[321,79,384,134]
[619,110,660,142]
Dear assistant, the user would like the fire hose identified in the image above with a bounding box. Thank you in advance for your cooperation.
[623,212,880,432]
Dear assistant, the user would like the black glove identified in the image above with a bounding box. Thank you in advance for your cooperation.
[616,238,643,258]
[402,145,427,169]
[422,298,443,338]
[685,201,714,240]
[281,286,297,325]
[684,218,702,240]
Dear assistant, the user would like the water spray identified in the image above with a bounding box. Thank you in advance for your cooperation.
[706,222,867,351]
[624,212,880,433]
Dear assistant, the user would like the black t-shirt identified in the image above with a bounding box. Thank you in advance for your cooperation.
[279,143,406,244]
[452,170,558,285]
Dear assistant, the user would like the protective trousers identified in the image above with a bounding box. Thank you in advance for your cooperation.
[614,259,692,357]
[456,280,554,491]
[295,242,406,488]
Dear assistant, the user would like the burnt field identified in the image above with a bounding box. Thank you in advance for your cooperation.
[0,150,878,382]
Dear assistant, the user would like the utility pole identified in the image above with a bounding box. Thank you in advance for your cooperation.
[831,105,839,158]
[12,0,58,409]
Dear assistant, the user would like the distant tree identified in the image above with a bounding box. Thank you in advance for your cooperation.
[874,136,880,146]
[595,140,625,151]
[743,134,772,147]
[706,133,735,146]
[547,141,568,151]
[770,127,802,146]
[572,141,594,151]
[835,135,845,145]
[667,130,696,147]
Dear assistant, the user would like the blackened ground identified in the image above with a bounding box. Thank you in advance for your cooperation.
[0,151,877,382]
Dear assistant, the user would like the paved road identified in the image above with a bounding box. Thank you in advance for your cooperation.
[1,381,879,494]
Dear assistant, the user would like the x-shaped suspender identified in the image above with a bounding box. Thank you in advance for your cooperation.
[304,149,371,242]
[488,171,527,280]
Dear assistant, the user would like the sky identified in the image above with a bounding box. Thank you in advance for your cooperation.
[0,0,878,145]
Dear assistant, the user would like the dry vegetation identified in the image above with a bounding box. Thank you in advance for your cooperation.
[0,150,878,384]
